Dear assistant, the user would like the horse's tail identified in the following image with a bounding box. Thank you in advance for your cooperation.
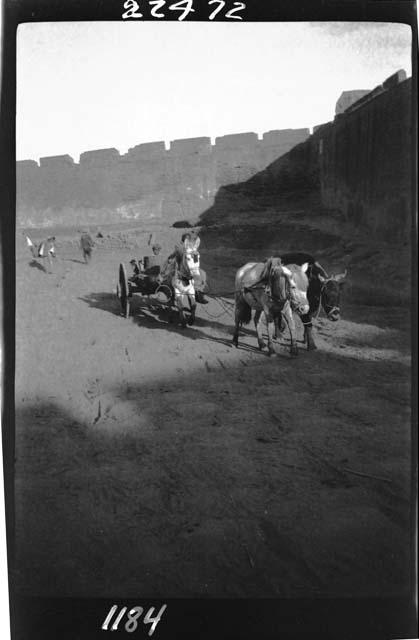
[235,290,252,325]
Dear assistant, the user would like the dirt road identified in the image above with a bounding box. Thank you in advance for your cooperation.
[14,229,412,598]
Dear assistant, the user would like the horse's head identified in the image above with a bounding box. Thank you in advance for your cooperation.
[176,247,194,283]
[318,270,347,321]
[283,263,310,315]
[266,259,310,315]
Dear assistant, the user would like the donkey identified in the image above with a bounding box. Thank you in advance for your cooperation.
[232,257,310,356]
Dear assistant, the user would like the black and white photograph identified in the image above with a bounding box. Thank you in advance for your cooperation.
[1,1,417,638]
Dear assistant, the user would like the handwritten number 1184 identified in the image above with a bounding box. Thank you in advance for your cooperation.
[101,604,167,635]
[122,0,246,20]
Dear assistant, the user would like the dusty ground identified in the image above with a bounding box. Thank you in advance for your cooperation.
[14,225,412,598]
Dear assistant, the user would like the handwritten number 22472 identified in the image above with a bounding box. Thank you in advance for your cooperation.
[122,0,246,21]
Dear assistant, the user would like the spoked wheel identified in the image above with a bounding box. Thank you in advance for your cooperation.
[155,283,175,323]
[117,263,131,318]
[155,283,173,304]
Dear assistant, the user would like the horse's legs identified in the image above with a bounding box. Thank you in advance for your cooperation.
[301,313,317,350]
[282,303,298,356]
[277,314,288,343]
[262,309,277,356]
[232,319,241,347]
[254,310,267,351]
[273,315,286,340]
[232,303,241,347]
[232,296,245,347]
[187,295,196,325]
[273,316,279,340]
[175,295,187,328]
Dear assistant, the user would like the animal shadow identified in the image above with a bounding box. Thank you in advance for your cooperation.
[29,260,47,273]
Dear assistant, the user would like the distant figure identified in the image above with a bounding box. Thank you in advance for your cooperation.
[80,231,95,263]
[26,235,56,271]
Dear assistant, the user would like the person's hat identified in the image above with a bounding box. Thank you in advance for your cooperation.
[152,243,161,251]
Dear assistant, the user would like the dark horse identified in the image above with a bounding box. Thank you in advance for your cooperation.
[280,252,347,350]
[160,245,197,328]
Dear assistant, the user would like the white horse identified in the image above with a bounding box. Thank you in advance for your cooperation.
[233,258,310,356]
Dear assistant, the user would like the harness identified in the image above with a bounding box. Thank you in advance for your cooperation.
[240,268,296,309]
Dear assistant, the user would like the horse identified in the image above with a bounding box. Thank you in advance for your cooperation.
[233,257,310,356]
[160,246,197,328]
[26,235,56,271]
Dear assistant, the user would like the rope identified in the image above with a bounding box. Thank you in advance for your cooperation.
[205,290,236,299]
[200,296,235,319]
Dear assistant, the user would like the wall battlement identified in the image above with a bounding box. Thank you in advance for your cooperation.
[18,127,311,170]
[16,69,410,230]
[16,127,313,225]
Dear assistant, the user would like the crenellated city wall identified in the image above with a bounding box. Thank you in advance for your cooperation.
[16,128,310,227]
[17,68,412,239]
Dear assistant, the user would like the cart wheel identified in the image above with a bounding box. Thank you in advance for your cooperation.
[155,284,172,303]
[118,263,130,318]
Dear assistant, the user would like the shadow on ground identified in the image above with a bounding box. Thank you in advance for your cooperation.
[28,259,47,273]
[13,348,412,600]
[79,291,266,351]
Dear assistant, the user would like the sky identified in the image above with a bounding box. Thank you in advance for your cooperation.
[16,21,412,162]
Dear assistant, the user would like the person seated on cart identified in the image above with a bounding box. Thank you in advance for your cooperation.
[129,244,162,279]
[143,243,163,275]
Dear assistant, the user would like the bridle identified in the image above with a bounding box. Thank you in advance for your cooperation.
[311,279,340,320]
[176,251,194,284]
